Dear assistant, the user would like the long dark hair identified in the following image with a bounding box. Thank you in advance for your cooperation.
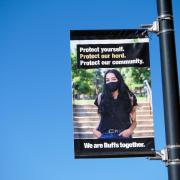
[98,69,132,115]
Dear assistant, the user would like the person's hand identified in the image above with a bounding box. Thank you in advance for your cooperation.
[93,129,102,138]
[119,128,133,138]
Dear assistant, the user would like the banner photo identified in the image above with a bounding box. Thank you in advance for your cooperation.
[70,30,155,158]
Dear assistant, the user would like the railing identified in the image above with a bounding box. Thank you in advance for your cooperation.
[144,80,153,112]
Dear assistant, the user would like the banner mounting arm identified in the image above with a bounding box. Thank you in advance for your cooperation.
[141,19,159,34]
[141,14,174,34]
[148,145,180,166]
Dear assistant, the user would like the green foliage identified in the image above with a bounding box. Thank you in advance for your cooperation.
[71,53,103,98]
[119,67,151,90]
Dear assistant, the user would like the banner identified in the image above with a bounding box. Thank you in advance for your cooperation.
[70,30,155,158]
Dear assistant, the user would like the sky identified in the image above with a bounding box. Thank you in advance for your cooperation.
[0,0,179,180]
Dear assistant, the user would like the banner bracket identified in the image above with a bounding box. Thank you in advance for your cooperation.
[148,145,180,166]
[141,14,174,35]
[148,149,168,161]
[141,19,159,34]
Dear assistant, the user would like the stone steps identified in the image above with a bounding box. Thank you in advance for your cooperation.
[73,102,151,108]
[73,115,153,121]
[73,106,152,112]
[74,120,153,126]
[73,102,154,138]
[73,110,152,116]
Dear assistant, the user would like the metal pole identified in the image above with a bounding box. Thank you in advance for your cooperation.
[157,0,180,180]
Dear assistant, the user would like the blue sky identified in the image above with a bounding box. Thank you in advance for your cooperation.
[0,0,179,180]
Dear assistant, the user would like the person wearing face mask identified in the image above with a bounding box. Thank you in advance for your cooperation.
[93,69,137,139]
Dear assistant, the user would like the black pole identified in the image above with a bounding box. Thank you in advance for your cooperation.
[157,0,180,180]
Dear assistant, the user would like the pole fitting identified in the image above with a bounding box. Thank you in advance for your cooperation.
[166,145,180,166]
[156,13,174,35]
[148,149,168,162]
[157,14,173,21]
[140,14,174,35]
[148,145,180,166]
[141,20,159,33]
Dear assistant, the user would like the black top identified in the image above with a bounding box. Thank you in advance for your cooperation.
[94,93,137,133]
[94,97,131,133]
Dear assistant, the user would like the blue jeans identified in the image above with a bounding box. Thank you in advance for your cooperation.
[100,132,132,139]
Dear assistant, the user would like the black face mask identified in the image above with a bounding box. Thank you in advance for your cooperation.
[105,82,119,92]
